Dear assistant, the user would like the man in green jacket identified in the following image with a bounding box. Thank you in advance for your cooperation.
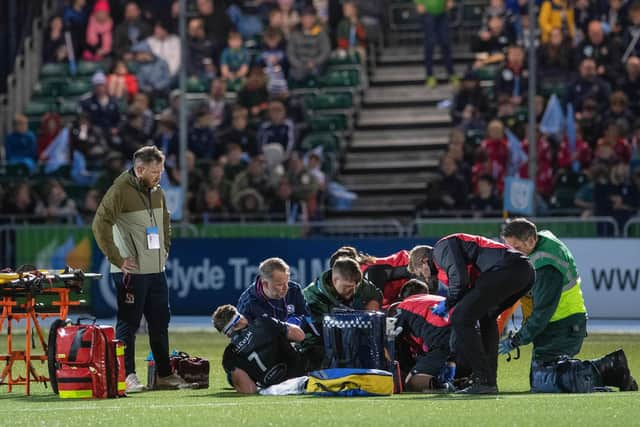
[500,218,637,392]
[93,146,194,393]
[303,257,383,368]
[415,0,456,88]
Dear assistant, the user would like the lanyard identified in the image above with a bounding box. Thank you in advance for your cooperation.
[136,184,156,226]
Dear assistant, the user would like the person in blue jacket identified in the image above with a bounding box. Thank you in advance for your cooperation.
[237,257,310,324]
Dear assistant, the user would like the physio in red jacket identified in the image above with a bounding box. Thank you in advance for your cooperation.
[408,234,534,394]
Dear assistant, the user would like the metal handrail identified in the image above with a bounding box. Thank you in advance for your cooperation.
[410,216,621,237]
[623,216,640,237]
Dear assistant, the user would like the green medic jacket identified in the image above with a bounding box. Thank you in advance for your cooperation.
[516,230,587,346]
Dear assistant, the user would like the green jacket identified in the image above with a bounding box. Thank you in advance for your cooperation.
[302,270,383,348]
[92,169,171,274]
[516,230,587,346]
[414,0,447,15]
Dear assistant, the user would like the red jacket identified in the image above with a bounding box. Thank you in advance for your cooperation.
[396,294,451,354]
[361,250,411,307]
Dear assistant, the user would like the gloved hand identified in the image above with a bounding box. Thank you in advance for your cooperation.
[498,336,517,355]
[385,317,403,339]
[431,300,448,318]
[438,363,456,384]
[286,315,302,326]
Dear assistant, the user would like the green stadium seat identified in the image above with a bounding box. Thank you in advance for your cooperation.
[58,99,80,116]
[32,79,62,98]
[186,77,208,93]
[40,63,68,79]
[300,132,340,153]
[328,50,361,66]
[319,70,360,88]
[64,80,92,97]
[475,66,498,81]
[305,92,353,110]
[463,3,484,23]
[390,4,420,30]
[25,100,53,118]
[310,114,348,132]
[75,61,104,77]
[289,76,319,90]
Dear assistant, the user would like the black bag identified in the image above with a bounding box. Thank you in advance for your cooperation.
[169,351,210,389]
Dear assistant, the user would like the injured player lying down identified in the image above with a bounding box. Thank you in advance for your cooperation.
[212,304,308,394]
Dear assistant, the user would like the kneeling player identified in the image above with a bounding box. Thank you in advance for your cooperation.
[388,280,461,392]
[212,304,307,394]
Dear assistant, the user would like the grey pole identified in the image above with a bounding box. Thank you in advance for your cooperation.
[178,0,188,222]
[527,0,537,211]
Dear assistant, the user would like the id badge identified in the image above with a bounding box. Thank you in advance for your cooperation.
[146,226,160,250]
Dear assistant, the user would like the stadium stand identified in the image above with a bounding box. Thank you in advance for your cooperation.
[0,0,639,236]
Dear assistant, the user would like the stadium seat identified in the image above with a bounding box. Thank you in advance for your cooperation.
[289,76,319,91]
[40,63,68,79]
[328,50,361,66]
[389,3,420,30]
[300,132,340,153]
[310,114,348,132]
[75,60,104,77]
[64,80,92,97]
[24,100,52,119]
[304,92,353,110]
[32,79,62,98]
[58,99,80,116]
[319,70,360,88]
[475,66,498,81]
[186,77,208,93]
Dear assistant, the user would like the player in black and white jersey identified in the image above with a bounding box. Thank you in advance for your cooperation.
[212,304,307,394]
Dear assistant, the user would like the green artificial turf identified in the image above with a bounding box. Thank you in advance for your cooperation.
[1,332,639,427]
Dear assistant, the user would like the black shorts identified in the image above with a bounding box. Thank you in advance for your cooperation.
[412,347,449,376]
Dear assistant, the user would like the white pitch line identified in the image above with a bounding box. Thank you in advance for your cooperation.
[0,392,635,414]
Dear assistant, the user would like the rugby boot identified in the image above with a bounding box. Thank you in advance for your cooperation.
[591,349,638,391]
[455,376,498,394]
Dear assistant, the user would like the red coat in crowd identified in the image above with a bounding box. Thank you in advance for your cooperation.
[557,137,592,170]
[519,137,554,198]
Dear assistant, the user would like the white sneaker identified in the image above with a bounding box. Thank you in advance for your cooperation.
[125,373,147,393]
[156,373,199,390]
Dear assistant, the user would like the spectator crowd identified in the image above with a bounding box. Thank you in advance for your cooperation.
[430,0,640,231]
[1,0,382,223]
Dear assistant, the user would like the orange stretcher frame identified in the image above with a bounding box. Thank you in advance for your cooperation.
[0,273,86,396]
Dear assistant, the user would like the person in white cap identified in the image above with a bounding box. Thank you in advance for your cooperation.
[79,71,121,133]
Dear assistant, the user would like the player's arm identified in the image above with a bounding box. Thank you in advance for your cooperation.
[230,368,258,394]
[433,238,469,308]
[514,265,563,346]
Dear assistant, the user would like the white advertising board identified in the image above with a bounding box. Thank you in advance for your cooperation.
[564,239,640,319]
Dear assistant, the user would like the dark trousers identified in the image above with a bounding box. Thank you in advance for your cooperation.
[112,272,171,378]
[421,12,454,77]
[450,259,534,385]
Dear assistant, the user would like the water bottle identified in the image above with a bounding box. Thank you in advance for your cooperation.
[146,351,156,390]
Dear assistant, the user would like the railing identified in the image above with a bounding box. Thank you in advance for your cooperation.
[1,216,635,269]
[623,217,640,237]
[3,0,53,139]
[410,216,622,238]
